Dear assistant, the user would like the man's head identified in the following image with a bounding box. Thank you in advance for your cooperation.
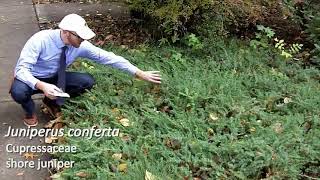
[58,14,95,48]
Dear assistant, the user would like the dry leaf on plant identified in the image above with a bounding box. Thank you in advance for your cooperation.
[118,163,127,172]
[112,153,122,160]
[145,170,158,180]
[50,173,63,180]
[76,171,89,178]
[119,118,130,127]
[209,113,219,121]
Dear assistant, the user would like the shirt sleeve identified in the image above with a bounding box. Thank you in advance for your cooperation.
[14,35,42,90]
[78,41,139,75]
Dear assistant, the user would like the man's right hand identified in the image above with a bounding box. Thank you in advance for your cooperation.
[36,81,61,100]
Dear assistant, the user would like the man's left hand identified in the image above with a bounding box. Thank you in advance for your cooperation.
[135,70,162,84]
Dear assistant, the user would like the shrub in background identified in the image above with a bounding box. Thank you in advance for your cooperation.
[127,0,298,42]
[306,12,320,66]
[128,0,212,42]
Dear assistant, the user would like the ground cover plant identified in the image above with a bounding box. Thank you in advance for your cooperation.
[50,34,320,179]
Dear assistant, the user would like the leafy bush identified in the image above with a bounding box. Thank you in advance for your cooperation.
[306,12,320,65]
[250,25,276,49]
[127,0,298,42]
[182,33,203,50]
[128,0,212,42]
[250,25,303,60]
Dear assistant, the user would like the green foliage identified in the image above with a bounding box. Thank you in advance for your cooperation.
[128,0,212,42]
[250,25,276,49]
[128,0,296,42]
[250,25,303,60]
[257,25,276,39]
[274,38,303,59]
[183,33,203,50]
[306,12,320,63]
[56,37,320,179]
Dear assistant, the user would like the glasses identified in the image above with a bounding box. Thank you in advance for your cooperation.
[69,31,83,40]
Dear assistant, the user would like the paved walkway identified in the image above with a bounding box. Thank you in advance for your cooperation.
[0,1,128,179]
[0,1,49,179]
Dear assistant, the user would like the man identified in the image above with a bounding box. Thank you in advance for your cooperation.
[10,14,161,127]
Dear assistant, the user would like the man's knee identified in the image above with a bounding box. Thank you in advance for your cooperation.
[66,72,95,96]
[10,80,32,103]
[82,73,95,90]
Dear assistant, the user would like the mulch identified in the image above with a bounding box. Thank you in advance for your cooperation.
[35,0,150,47]
[33,0,102,4]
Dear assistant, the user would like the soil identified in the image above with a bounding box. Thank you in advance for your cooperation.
[33,0,125,4]
[37,2,150,47]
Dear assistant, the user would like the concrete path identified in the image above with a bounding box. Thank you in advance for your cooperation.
[0,102,51,180]
[0,1,129,179]
[0,1,52,179]
[0,2,39,101]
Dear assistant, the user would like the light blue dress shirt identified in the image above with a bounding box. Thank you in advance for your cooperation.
[14,29,139,90]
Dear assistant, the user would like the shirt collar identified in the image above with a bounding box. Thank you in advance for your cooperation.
[52,29,66,49]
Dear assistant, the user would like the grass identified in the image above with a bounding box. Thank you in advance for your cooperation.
[55,37,320,179]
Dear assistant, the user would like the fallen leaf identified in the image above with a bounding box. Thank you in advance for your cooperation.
[165,138,181,150]
[45,137,52,144]
[53,122,64,129]
[23,152,38,160]
[119,133,131,142]
[272,151,277,160]
[160,106,172,113]
[183,176,190,180]
[50,173,62,179]
[250,127,256,132]
[43,116,64,129]
[45,136,58,144]
[40,106,49,114]
[119,118,130,127]
[104,34,115,41]
[95,40,105,46]
[120,45,128,49]
[272,122,283,133]
[256,151,263,156]
[76,171,89,178]
[118,163,127,172]
[209,113,219,121]
[111,108,120,116]
[116,115,125,120]
[207,128,214,136]
[143,147,149,155]
[112,153,122,160]
[58,136,67,144]
[16,172,24,176]
[145,170,157,180]
[284,97,292,104]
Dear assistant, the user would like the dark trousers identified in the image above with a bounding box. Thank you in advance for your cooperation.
[10,72,95,116]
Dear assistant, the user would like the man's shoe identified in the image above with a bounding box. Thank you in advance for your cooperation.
[24,115,38,127]
[41,98,62,118]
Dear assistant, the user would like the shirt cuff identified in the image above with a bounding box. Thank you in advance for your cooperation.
[30,79,40,90]
[127,65,139,76]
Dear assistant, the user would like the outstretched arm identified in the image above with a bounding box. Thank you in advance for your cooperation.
[79,41,162,84]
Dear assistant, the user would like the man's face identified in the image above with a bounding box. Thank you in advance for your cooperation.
[67,31,84,48]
